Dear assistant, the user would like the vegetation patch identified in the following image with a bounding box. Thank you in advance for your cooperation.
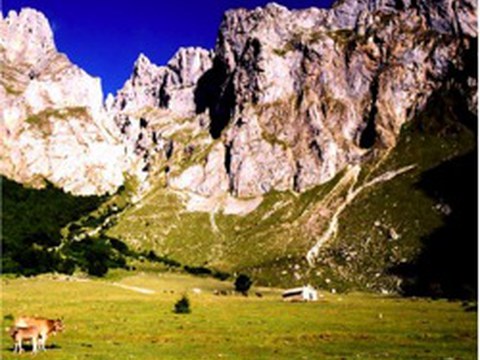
[312,89,476,298]
[2,176,106,276]
[173,294,191,314]
[325,29,356,45]
[107,172,344,286]
[25,107,89,136]
[1,273,477,359]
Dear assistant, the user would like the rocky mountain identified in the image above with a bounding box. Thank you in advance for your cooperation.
[0,9,127,195]
[105,0,477,203]
[108,47,216,192]
[207,0,476,197]
[1,2,475,198]
[1,1,477,296]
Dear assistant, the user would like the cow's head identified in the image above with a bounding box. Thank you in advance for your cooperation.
[53,319,64,333]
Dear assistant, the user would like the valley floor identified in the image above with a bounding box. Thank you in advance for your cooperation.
[1,271,477,359]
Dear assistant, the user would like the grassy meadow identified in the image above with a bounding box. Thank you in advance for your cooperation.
[1,271,477,359]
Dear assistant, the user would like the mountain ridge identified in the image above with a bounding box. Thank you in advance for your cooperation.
[2,1,476,199]
[1,1,477,297]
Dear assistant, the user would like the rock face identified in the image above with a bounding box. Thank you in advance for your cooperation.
[1,2,475,295]
[198,0,477,196]
[109,47,215,191]
[1,1,476,200]
[112,0,476,199]
[0,9,126,195]
[112,47,213,116]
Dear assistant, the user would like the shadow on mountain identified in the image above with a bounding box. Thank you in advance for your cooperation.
[2,177,106,275]
[194,58,235,139]
[390,150,477,299]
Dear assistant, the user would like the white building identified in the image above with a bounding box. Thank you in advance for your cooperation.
[282,285,318,302]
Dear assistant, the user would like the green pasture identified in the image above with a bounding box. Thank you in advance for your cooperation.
[1,272,476,359]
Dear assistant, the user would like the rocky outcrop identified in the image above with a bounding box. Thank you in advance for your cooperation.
[1,2,475,294]
[109,48,215,191]
[328,0,477,34]
[105,0,476,200]
[0,9,126,195]
[1,1,476,201]
[113,47,213,116]
[191,0,477,197]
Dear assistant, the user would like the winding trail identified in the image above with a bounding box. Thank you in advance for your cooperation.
[306,164,416,266]
[210,206,221,235]
[111,282,156,295]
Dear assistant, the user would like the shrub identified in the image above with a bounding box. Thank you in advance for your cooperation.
[62,236,128,277]
[55,258,76,275]
[173,295,191,314]
[234,274,253,295]
[2,177,105,276]
[184,265,212,276]
[213,270,230,281]
[145,250,181,267]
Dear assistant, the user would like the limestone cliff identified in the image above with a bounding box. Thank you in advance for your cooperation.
[1,1,476,294]
[0,9,126,195]
[108,0,476,201]
[188,0,477,197]
[109,47,215,192]
[1,1,476,201]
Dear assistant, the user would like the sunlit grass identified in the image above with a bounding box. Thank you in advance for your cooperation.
[2,272,476,360]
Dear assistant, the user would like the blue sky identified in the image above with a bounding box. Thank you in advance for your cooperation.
[4,1,335,95]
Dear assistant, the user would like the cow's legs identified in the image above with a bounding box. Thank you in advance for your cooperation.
[32,337,38,353]
[41,334,48,351]
[15,339,24,353]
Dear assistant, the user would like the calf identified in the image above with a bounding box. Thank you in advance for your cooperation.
[9,326,41,353]
[14,317,64,351]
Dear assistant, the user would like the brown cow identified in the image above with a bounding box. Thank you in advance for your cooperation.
[9,326,41,353]
[14,316,64,351]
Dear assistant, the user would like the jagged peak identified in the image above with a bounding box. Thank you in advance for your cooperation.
[134,53,152,67]
[131,47,212,77]
[130,52,164,81]
[2,8,54,42]
[132,53,158,73]
[223,1,288,16]
[1,8,56,60]
[263,2,289,12]
[4,7,47,22]
[167,46,212,69]
[171,46,212,57]
[165,46,213,87]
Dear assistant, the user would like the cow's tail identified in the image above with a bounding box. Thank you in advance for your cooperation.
[7,326,18,337]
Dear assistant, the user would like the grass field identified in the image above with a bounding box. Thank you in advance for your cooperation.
[1,271,477,359]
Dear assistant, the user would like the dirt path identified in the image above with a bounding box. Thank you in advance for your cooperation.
[111,282,156,295]
[306,164,416,266]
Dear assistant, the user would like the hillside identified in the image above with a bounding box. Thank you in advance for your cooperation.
[3,272,476,359]
[0,0,477,298]
[106,86,475,297]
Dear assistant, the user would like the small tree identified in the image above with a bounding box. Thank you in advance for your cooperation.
[173,294,191,314]
[234,274,253,296]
